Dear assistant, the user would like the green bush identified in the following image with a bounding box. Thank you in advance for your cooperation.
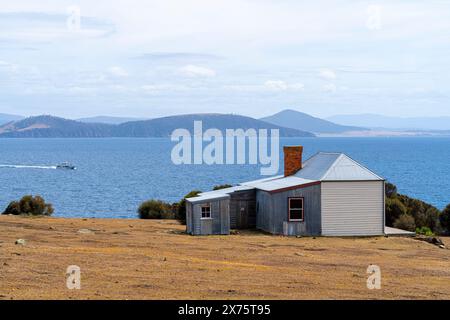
[213,184,233,191]
[176,190,202,224]
[385,197,407,226]
[415,226,434,236]
[385,182,398,199]
[2,195,54,216]
[440,204,450,235]
[393,214,416,232]
[138,199,173,219]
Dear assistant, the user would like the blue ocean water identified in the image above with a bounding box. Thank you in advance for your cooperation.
[0,137,448,218]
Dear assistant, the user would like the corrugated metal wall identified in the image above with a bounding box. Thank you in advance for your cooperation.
[230,190,257,229]
[321,181,384,236]
[256,184,322,236]
[188,199,230,235]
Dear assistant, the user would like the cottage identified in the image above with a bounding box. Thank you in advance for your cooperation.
[186,146,385,237]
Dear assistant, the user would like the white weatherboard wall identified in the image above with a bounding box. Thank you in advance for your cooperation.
[321,181,384,236]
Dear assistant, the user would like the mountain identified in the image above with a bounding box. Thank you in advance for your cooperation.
[115,114,314,137]
[0,115,115,138]
[77,116,148,125]
[261,109,365,133]
[0,114,314,138]
[326,114,450,131]
[0,113,24,125]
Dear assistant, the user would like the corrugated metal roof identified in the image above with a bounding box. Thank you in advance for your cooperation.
[187,151,383,202]
[186,185,254,203]
[321,154,383,181]
[295,152,383,181]
[295,152,341,180]
[249,176,316,192]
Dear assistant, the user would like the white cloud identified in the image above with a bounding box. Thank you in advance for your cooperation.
[108,66,129,77]
[319,69,337,81]
[323,83,337,93]
[179,65,216,78]
[264,80,304,91]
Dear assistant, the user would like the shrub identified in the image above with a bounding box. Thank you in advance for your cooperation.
[213,184,233,191]
[385,197,407,226]
[138,199,173,219]
[415,226,434,236]
[440,204,450,235]
[176,190,202,224]
[393,214,416,232]
[385,182,398,199]
[2,195,54,216]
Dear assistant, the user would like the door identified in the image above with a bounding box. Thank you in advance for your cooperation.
[237,200,256,229]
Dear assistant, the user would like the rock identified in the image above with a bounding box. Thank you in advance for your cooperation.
[15,239,26,246]
[49,226,55,230]
[439,245,446,249]
[77,229,94,234]
[431,237,444,246]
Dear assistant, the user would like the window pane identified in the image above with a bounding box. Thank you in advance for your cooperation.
[290,198,303,209]
[290,209,303,221]
[201,206,211,218]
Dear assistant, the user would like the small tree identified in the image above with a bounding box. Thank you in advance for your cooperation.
[440,204,450,235]
[176,190,202,224]
[2,195,54,216]
[138,199,173,219]
[393,214,416,232]
[385,182,398,199]
[385,197,407,226]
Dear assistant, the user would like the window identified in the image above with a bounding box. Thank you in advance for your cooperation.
[288,197,304,221]
[201,204,211,219]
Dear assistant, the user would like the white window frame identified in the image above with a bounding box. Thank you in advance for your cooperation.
[288,197,304,222]
[200,204,212,220]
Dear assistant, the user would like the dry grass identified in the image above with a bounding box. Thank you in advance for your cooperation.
[0,215,449,300]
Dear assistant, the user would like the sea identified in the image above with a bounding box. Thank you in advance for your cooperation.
[0,137,448,218]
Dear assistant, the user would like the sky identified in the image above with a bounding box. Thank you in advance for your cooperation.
[0,0,450,119]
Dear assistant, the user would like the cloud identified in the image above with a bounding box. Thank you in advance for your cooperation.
[0,11,116,43]
[264,80,304,91]
[108,66,129,77]
[178,65,216,78]
[323,83,337,93]
[136,52,221,62]
[319,69,337,81]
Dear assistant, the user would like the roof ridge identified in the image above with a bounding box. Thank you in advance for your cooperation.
[319,153,345,180]
[336,154,384,180]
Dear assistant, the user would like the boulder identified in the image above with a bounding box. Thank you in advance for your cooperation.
[15,239,26,246]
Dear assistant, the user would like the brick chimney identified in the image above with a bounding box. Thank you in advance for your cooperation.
[284,146,303,176]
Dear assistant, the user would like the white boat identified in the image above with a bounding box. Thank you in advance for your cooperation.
[56,162,76,170]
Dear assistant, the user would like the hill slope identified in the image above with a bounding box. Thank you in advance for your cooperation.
[261,109,366,133]
[0,115,115,138]
[77,116,148,125]
[115,113,314,137]
[0,114,315,138]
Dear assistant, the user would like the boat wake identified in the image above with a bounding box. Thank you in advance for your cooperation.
[0,164,57,170]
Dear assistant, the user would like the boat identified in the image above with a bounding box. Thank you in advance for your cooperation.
[56,162,76,170]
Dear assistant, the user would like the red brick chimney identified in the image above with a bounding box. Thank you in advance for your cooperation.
[284,146,303,176]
